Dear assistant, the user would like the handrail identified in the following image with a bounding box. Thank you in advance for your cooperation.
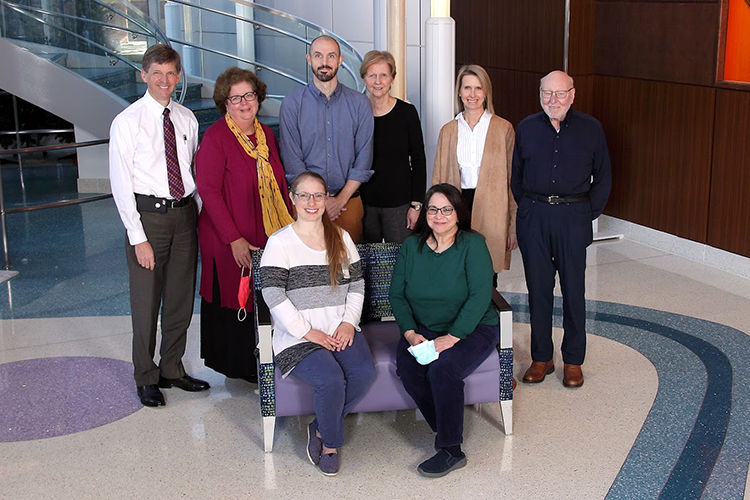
[1,139,108,156]
[5,3,153,40]
[169,38,307,87]
[165,0,364,89]
[0,128,74,136]
[0,0,188,102]
[88,0,167,43]
[0,136,113,270]
[1,2,143,73]
[5,194,113,214]
[228,0,363,60]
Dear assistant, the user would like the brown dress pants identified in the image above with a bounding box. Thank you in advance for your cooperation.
[332,195,364,243]
[126,199,198,386]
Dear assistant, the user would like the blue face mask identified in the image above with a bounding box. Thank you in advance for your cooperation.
[407,340,439,365]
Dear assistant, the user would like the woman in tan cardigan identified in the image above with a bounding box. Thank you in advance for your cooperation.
[433,64,517,284]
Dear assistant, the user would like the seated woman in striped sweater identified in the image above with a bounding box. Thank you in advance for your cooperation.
[260,171,375,476]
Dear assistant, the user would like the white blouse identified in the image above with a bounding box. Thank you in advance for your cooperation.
[455,110,492,189]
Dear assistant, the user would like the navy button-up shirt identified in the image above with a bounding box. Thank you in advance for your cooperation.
[279,82,374,194]
[511,108,612,219]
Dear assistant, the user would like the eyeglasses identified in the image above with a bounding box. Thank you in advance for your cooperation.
[227,92,257,104]
[294,192,326,203]
[426,205,455,216]
[540,88,574,100]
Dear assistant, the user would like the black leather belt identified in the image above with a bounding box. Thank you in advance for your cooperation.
[524,192,589,205]
[330,190,360,198]
[135,193,192,213]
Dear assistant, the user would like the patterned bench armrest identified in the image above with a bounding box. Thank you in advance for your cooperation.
[252,249,278,451]
[492,289,514,425]
[492,289,513,350]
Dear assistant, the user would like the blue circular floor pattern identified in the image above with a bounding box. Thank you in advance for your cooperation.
[0,356,142,442]
[505,293,750,500]
[0,298,748,498]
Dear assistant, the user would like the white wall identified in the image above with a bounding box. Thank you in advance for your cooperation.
[257,0,431,122]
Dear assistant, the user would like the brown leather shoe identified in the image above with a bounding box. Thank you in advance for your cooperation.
[522,360,555,383]
[563,364,584,388]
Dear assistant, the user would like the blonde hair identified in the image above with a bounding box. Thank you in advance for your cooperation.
[289,172,349,288]
[455,64,494,115]
[360,50,397,80]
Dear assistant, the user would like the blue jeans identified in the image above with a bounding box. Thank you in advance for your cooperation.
[396,323,499,448]
[290,330,375,449]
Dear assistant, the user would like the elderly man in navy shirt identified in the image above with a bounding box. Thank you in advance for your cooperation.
[511,70,612,388]
[279,35,374,243]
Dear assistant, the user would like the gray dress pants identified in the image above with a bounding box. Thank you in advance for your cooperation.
[126,199,198,386]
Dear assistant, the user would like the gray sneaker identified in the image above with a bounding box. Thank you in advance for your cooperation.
[306,421,322,465]
[318,452,339,476]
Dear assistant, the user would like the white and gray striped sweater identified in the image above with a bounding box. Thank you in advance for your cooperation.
[260,224,364,376]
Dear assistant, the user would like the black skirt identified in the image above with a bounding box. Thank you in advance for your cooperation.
[200,261,258,383]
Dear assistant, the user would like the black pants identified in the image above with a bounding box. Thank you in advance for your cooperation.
[516,197,592,365]
[396,323,499,447]
[462,188,498,289]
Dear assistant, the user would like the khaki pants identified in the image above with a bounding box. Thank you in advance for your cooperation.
[333,195,364,243]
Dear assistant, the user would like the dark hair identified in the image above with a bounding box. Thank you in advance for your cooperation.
[289,172,349,287]
[414,183,473,251]
[142,44,181,74]
[213,67,267,115]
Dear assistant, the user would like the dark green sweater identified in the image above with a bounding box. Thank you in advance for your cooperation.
[389,231,498,339]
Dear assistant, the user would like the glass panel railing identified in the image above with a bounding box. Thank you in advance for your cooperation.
[159,0,366,98]
[0,0,186,102]
[1,0,365,117]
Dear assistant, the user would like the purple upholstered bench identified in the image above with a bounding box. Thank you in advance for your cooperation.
[253,243,513,452]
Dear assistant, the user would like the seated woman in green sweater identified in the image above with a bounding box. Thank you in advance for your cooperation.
[389,183,499,478]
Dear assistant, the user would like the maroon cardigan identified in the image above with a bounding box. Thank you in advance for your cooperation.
[196,118,291,309]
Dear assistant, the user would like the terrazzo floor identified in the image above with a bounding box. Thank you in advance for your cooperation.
[1,166,749,499]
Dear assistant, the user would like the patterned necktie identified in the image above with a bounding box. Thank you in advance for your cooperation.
[163,108,185,200]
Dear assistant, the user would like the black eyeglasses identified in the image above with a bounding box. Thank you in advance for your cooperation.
[540,88,573,100]
[227,92,257,104]
[426,205,455,216]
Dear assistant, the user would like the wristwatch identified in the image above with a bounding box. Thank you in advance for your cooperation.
[410,203,422,211]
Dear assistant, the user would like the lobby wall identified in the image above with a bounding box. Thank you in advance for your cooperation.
[452,0,750,258]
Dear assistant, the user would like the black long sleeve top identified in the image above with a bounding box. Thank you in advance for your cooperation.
[511,108,612,219]
[360,98,427,208]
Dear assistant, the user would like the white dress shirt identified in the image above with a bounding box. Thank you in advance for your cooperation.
[109,91,199,245]
[456,110,492,189]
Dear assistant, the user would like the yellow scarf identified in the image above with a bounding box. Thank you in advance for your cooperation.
[225,114,294,236]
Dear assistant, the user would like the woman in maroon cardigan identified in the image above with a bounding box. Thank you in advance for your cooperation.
[196,67,293,383]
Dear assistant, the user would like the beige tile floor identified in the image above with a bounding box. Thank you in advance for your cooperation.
[1,238,749,500]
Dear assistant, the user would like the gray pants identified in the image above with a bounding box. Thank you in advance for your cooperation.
[362,203,412,244]
[126,200,198,386]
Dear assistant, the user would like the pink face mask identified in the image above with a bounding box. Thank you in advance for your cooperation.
[237,266,251,322]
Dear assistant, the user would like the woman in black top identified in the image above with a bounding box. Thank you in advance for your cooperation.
[359,50,426,243]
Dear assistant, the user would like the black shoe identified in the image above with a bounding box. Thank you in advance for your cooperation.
[158,375,210,392]
[417,449,467,478]
[137,384,165,407]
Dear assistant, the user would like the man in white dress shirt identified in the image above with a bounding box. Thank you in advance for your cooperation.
[109,44,209,407]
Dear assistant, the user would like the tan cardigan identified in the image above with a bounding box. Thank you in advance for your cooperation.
[433,115,517,272]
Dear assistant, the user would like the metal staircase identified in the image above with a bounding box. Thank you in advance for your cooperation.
[0,0,365,138]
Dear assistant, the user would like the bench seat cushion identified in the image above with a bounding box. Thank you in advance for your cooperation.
[274,321,501,417]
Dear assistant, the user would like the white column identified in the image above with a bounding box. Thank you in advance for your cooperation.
[373,0,387,50]
[236,3,256,70]
[424,1,454,184]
